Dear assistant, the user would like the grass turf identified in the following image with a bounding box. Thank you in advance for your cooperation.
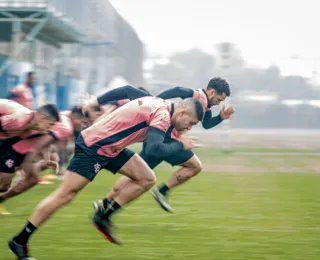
[1,152,320,260]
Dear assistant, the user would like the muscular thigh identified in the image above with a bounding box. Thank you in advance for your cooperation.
[117,153,155,182]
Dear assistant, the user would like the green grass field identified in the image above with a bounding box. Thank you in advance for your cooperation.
[1,148,320,260]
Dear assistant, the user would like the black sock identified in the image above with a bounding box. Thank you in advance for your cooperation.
[13,221,37,245]
[103,200,122,219]
[102,198,110,209]
[158,184,169,195]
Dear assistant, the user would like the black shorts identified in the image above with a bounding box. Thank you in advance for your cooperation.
[67,136,135,181]
[139,140,194,170]
[0,147,25,173]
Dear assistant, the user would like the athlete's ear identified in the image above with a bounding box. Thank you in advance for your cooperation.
[207,89,215,96]
[179,108,187,116]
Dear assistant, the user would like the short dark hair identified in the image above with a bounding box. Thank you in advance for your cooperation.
[27,72,35,78]
[71,106,86,117]
[206,77,231,96]
[38,104,60,121]
[180,98,204,121]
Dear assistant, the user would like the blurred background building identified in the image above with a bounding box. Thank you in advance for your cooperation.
[0,0,319,130]
[144,42,320,129]
[0,0,144,110]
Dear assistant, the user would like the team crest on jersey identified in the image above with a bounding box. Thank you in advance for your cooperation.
[5,159,14,168]
[94,162,101,173]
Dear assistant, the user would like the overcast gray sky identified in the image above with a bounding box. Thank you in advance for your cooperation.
[110,0,320,81]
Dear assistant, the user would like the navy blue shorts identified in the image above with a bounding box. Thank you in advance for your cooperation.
[139,140,194,170]
[67,135,135,181]
[0,147,25,174]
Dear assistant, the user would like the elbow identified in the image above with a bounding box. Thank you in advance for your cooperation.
[124,85,148,98]
[122,85,136,96]
[202,121,210,129]
[123,85,135,91]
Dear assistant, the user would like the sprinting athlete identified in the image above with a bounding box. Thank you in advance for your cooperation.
[0,107,88,210]
[0,99,60,214]
[98,78,234,213]
[9,96,204,259]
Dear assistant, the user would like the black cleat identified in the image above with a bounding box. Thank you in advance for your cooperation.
[8,239,36,259]
[92,211,121,245]
[92,200,117,228]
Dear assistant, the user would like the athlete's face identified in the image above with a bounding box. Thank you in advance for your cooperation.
[27,74,36,87]
[87,107,103,123]
[35,113,56,133]
[72,116,88,131]
[173,109,199,131]
[207,89,227,106]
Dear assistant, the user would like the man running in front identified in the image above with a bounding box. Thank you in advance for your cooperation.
[9,96,204,259]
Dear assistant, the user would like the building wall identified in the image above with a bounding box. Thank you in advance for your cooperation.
[0,0,144,109]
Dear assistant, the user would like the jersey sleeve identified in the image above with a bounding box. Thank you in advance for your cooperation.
[149,108,171,133]
[97,85,150,105]
[157,86,194,100]
[143,126,184,160]
[202,110,223,129]
[49,117,74,141]
[0,112,31,131]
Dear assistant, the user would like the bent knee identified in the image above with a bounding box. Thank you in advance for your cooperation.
[141,170,157,189]
[184,156,203,176]
[192,161,203,175]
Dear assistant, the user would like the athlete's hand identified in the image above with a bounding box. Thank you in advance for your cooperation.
[179,135,200,150]
[220,105,235,120]
[44,161,60,174]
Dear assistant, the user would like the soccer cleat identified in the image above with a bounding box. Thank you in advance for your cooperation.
[8,239,36,259]
[151,188,173,213]
[93,200,105,212]
[92,200,117,228]
[0,203,11,215]
[92,211,121,245]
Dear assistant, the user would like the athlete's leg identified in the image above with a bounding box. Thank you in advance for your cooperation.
[0,151,24,214]
[0,167,39,201]
[0,172,14,192]
[93,151,156,244]
[9,145,96,259]
[0,172,14,215]
[29,171,89,227]
[98,146,161,210]
[106,176,130,201]
[112,154,156,205]
[165,154,202,189]
[152,153,202,212]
